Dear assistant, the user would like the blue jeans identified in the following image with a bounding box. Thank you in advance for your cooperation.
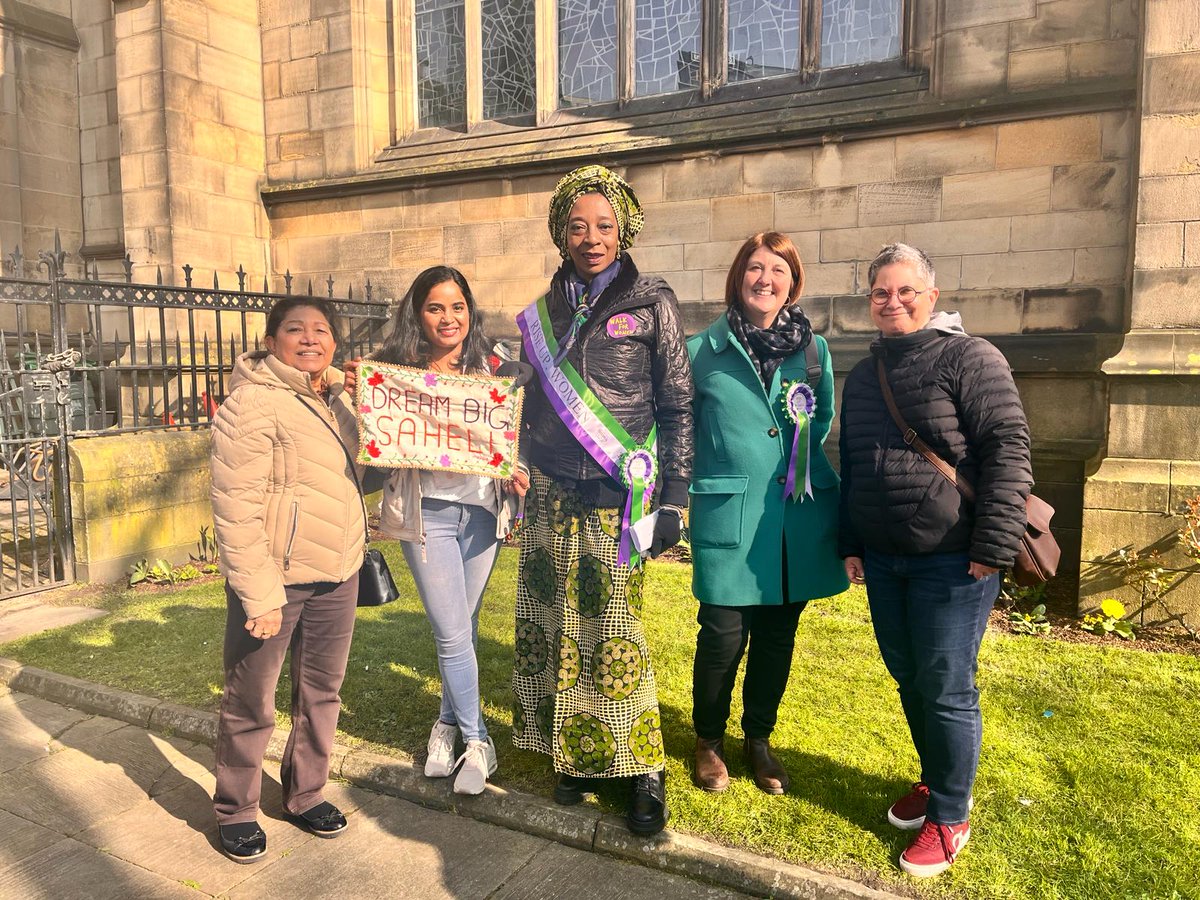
[864,550,998,825]
[401,499,500,743]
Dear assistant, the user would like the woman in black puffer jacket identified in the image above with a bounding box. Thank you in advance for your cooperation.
[511,165,693,838]
[838,243,1031,880]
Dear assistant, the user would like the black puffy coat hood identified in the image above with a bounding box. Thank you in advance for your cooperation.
[837,316,1032,567]
[519,255,694,508]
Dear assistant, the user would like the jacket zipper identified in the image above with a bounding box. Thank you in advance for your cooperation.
[283,499,300,571]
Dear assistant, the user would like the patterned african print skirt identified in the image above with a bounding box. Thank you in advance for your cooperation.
[511,469,665,777]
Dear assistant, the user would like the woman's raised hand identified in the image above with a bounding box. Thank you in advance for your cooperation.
[506,467,530,498]
[343,358,362,396]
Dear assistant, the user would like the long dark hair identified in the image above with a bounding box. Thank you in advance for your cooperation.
[371,266,491,373]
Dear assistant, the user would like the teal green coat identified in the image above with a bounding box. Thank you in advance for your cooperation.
[687,317,848,606]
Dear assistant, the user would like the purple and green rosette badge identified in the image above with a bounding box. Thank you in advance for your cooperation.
[781,382,815,502]
[618,446,657,566]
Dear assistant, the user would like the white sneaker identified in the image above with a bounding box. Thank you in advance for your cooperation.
[425,720,458,777]
[452,737,497,795]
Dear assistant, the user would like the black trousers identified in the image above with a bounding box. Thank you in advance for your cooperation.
[691,600,806,741]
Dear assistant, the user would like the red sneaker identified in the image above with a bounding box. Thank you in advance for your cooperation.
[887,782,929,830]
[899,820,970,878]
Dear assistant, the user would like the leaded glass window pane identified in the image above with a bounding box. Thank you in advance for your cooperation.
[559,0,617,107]
[417,0,466,127]
[821,0,901,69]
[635,0,702,96]
[483,0,536,119]
[727,0,799,83]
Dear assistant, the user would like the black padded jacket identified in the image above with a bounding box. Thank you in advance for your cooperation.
[520,255,694,509]
[837,317,1033,568]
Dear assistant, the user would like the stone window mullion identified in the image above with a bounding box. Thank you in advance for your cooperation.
[534,0,559,124]
[465,0,483,127]
[393,0,418,139]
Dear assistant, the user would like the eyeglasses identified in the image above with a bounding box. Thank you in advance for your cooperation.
[869,286,931,305]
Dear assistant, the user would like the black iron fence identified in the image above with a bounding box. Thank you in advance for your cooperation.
[0,233,392,598]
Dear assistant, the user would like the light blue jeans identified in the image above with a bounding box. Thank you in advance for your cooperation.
[401,499,500,743]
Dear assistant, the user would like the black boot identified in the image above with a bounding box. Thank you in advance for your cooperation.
[626,771,668,835]
[553,772,592,806]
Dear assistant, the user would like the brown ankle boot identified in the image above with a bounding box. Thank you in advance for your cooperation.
[693,736,729,792]
[744,737,788,795]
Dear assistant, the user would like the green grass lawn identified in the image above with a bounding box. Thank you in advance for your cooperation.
[3,544,1198,900]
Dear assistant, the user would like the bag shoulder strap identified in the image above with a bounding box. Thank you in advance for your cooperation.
[874,357,976,503]
[803,339,821,387]
[294,394,371,548]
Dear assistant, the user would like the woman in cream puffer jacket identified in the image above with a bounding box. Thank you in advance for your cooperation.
[208,296,365,862]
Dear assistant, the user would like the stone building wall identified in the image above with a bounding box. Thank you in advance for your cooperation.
[0,0,82,275]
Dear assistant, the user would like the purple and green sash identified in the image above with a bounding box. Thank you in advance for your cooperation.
[518,295,658,566]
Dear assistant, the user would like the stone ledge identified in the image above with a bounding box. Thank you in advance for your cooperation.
[0,657,904,900]
[0,0,79,50]
[262,79,1133,203]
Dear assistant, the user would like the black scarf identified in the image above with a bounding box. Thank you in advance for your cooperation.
[727,303,813,387]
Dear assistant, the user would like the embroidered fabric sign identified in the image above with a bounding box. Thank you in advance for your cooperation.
[355,362,523,478]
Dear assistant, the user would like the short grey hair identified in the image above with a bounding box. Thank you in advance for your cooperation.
[867,242,935,289]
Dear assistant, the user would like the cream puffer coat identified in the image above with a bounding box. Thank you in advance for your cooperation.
[210,350,366,619]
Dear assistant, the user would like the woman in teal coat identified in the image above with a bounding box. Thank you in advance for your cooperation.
[687,231,847,795]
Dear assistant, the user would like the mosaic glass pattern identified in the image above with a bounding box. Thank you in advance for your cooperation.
[635,0,702,96]
[727,0,799,82]
[483,0,536,119]
[417,0,467,127]
[559,0,617,107]
[821,0,901,69]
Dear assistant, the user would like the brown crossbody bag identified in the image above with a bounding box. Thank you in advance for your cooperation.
[875,358,1060,587]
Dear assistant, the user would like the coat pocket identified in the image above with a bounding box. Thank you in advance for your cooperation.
[688,475,749,549]
[283,499,300,572]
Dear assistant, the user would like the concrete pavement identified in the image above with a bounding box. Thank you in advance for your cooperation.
[0,686,753,900]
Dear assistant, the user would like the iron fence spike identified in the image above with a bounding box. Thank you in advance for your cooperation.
[326,274,335,298]
[122,253,133,282]
[182,263,193,288]
[213,271,220,290]
[156,265,163,285]
[284,270,293,295]
[307,278,314,296]
[237,264,246,292]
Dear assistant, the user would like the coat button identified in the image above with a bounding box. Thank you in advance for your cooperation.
[768,427,779,437]
[776,476,786,485]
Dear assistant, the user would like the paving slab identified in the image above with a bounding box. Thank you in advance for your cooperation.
[0,835,196,900]
[0,724,208,835]
[226,787,550,900]
[72,762,372,897]
[0,690,89,774]
[0,602,106,643]
[491,840,750,899]
[0,807,70,871]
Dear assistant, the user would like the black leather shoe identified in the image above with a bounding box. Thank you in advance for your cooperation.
[553,773,592,806]
[218,822,267,863]
[286,801,348,838]
[626,771,668,835]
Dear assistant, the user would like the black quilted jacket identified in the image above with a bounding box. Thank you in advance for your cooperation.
[521,255,694,509]
[837,319,1032,568]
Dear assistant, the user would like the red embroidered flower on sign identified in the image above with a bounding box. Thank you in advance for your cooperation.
[367,371,384,387]
[489,453,503,467]
[365,440,381,458]
[489,387,506,404]
[488,354,501,372]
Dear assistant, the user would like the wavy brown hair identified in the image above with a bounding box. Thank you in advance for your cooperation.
[723,231,806,311]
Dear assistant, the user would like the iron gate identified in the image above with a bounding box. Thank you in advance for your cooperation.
[0,234,391,601]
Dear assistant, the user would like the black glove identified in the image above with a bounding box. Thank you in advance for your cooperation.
[495,360,535,389]
[649,507,682,559]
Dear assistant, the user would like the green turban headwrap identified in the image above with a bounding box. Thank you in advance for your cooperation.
[547,165,645,259]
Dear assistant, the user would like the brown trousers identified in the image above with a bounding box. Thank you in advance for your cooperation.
[213,576,358,824]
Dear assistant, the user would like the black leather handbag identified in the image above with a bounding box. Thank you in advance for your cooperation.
[357,548,399,607]
[296,396,399,606]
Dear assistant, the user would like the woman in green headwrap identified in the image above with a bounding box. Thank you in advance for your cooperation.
[511,165,693,835]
